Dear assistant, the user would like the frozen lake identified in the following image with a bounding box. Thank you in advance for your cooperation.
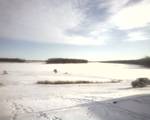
[0,62,150,120]
[0,62,150,85]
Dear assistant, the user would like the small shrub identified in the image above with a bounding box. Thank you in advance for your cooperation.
[131,78,150,88]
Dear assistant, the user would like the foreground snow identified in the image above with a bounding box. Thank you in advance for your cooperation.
[0,63,150,120]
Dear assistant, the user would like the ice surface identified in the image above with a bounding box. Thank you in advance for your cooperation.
[0,62,150,120]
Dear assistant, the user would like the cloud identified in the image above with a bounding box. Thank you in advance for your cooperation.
[0,0,83,43]
[64,35,106,46]
[0,0,150,46]
[111,0,150,29]
[125,0,143,6]
[127,31,148,41]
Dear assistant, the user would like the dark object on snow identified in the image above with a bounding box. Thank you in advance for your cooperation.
[3,70,8,75]
[113,101,117,104]
[53,69,58,74]
[131,78,150,88]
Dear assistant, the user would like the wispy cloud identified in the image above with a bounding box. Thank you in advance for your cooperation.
[112,0,150,29]
[127,31,148,41]
[0,0,83,43]
[0,0,150,45]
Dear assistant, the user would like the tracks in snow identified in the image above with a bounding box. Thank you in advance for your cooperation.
[9,95,150,120]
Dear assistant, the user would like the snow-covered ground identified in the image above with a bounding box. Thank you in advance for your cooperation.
[0,62,150,120]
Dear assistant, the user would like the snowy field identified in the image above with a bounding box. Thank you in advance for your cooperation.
[0,62,150,120]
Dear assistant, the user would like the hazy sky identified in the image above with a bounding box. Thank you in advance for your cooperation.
[0,0,150,60]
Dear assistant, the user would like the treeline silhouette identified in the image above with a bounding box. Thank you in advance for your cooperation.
[46,58,88,64]
[101,56,150,68]
[0,58,26,63]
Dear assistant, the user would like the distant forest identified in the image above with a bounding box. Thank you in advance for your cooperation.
[0,58,88,63]
[0,58,26,62]
[1,57,150,67]
[101,56,150,68]
[46,58,88,64]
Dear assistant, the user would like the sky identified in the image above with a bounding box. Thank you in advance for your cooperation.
[0,0,150,60]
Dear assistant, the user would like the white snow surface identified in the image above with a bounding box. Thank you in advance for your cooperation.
[0,62,150,120]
